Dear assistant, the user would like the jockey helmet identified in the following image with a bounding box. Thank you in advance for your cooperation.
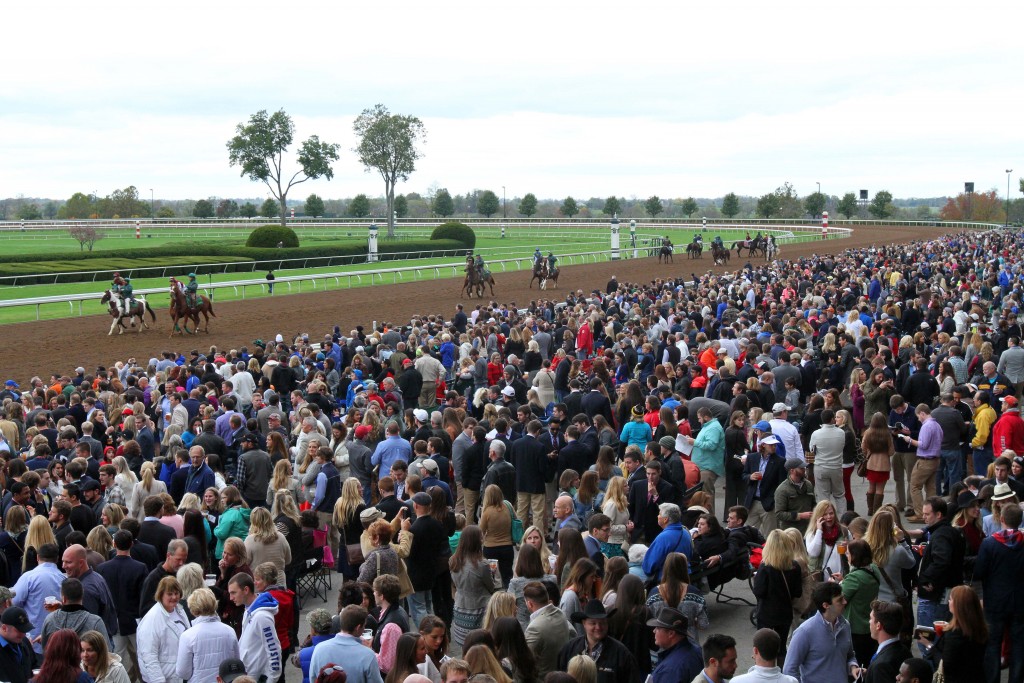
[113,272,120,278]
[548,252,553,256]
[188,272,196,278]
[169,277,176,282]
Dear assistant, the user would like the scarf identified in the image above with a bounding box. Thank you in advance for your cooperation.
[821,522,841,547]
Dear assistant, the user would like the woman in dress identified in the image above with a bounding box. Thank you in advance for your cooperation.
[861,412,895,515]
[449,525,498,650]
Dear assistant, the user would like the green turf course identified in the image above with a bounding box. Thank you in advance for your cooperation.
[0,225,820,325]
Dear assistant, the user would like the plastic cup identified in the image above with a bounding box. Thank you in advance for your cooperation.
[934,620,948,636]
[44,596,60,612]
[204,574,217,587]
[836,541,847,556]
[549,555,557,571]
[487,559,499,573]
[360,629,373,646]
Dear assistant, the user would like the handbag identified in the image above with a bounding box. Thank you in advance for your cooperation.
[347,543,364,567]
[377,547,415,598]
[504,500,524,544]
[878,564,914,634]
[933,660,945,683]
[856,459,869,477]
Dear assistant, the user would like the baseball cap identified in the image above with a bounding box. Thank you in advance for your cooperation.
[771,403,789,415]
[0,586,15,603]
[1,606,33,633]
[239,432,258,444]
[413,409,429,422]
[783,456,804,469]
[752,421,771,432]
[354,425,372,440]
[4,380,18,388]
[403,358,414,367]
[80,479,101,492]
[1002,396,1019,408]
[422,459,439,474]
[501,386,516,397]
[218,658,247,683]
[411,492,432,506]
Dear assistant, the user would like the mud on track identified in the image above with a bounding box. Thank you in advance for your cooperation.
[2,224,944,383]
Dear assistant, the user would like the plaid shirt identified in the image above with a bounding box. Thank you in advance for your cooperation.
[104,483,126,508]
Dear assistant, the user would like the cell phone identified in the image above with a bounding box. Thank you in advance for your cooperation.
[914,625,936,641]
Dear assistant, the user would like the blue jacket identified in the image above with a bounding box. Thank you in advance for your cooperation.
[642,522,694,580]
[184,463,215,495]
[650,639,703,683]
[974,528,1024,617]
[299,634,333,683]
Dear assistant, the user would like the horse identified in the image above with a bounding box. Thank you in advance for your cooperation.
[168,285,216,335]
[658,243,674,264]
[529,261,546,289]
[765,238,779,261]
[462,260,495,298]
[540,265,559,290]
[686,242,703,259]
[712,244,730,265]
[100,290,156,335]
[730,238,763,258]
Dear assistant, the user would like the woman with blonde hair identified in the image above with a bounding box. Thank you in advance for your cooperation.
[465,644,513,683]
[129,461,167,521]
[479,484,514,589]
[22,513,57,572]
[86,526,113,565]
[111,456,137,499]
[266,458,298,506]
[567,653,596,683]
[160,423,184,458]
[482,591,516,630]
[333,477,366,577]
[99,503,125,537]
[805,499,851,579]
[601,475,630,557]
[243,506,291,580]
[176,562,206,603]
[521,524,552,570]
[752,529,802,661]
[863,509,915,603]
[80,628,130,683]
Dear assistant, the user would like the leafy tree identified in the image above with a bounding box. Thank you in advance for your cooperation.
[868,190,894,219]
[157,206,176,218]
[804,192,826,218]
[192,199,215,219]
[353,103,426,237]
[16,203,41,220]
[227,108,340,226]
[478,190,500,218]
[393,194,408,218]
[216,199,239,218]
[68,226,105,251]
[110,186,146,218]
[939,190,1005,222]
[837,192,858,219]
[603,196,621,216]
[680,197,698,218]
[239,202,258,218]
[756,192,781,218]
[560,196,579,218]
[519,193,538,217]
[720,193,739,218]
[432,189,454,217]
[304,193,325,217]
[348,194,371,218]
[259,198,279,218]
[644,195,664,218]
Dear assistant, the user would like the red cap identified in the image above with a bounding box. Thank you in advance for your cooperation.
[355,425,372,439]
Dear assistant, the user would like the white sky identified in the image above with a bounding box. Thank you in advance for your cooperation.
[1,0,1022,203]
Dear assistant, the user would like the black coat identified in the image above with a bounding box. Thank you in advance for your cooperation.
[743,452,786,511]
[581,391,614,426]
[918,518,965,600]
[461,441,490,490]
[557,440,591,481]
[0,633,34,683]
[864,641,911,683]
[752,562,802,627]
[558,635,640,683]
[406,514,447,591]
[138,519,177,559]
[510,434,553,494]
[628,478,676,543]
[96,554,148,635]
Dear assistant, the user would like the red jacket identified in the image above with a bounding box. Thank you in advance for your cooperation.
[992,411,1024,457]
[266,585,297,651]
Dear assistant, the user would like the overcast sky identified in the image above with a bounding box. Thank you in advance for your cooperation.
[2,1,1021,204]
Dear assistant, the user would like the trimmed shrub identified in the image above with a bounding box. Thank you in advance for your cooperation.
[245,224,299,248]
[430,221,475,249]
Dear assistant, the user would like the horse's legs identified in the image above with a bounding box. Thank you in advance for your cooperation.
[109,316,119,336]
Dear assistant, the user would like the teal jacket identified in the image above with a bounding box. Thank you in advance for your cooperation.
[692,419,726,477]
[213,505,251,558]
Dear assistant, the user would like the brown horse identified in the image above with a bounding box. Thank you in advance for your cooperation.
[100,290,156,335]
[462,259,495,298]
[712,244,730,265]
[168,285,215,335]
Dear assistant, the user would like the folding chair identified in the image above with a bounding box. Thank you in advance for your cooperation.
[296,526,332,604]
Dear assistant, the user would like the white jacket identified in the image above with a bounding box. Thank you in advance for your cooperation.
[91,652,131,683]
[137,602,190,683]
[176,614,240,683]
[239,592,282,681]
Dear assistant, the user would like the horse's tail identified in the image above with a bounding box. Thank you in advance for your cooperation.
[207,298,217,317]
[146,301,156,321]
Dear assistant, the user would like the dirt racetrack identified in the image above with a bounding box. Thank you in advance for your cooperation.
[2,224,945,383]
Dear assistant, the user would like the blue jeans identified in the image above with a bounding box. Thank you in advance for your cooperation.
[361,481,372,506]
[407,590,434,626]
[917,597,951,655]
[941,449,963,495]
[974,446,994,477]
[985,613,1024,683]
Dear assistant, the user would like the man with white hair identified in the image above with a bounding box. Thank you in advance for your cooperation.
[768,403,804,464]
[480,439,516,503]
[641,502,693,581]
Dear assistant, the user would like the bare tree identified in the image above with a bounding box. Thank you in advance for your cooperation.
[69,226,105,252]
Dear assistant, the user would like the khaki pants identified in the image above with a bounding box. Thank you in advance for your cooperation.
[911,457,939,516]
[455,482,466,516]
[419,381,437,409]
[464,487,480,525]
[700,469,719,514]
[748,500,778,537]
[517,492,547,530]
[891,451,917,510]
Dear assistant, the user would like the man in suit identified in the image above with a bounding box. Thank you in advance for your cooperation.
[742,435,787,537]
[556,426,591,482]
[864,601,911,683]
[137,495,176,558]
[523,581,575,679]
[551,495,582,553]
[512,420,553,530]
[628,460,677,543]
[562,380,584,419]
[580,378,614,426]
[623,447,646,489]
[573,413,600,464]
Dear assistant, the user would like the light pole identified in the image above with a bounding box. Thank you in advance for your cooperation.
[1008,170,1014,227]
[150,188,154,220]
[501,185,507,239]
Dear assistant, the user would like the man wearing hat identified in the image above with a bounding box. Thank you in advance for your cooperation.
[743,435,787,536]
[349,424,375,506]
[982,455,1024,502]
[768,403,804,466]
[236,431,272,510]
[774,454,816,534]
[0,606,35,683]
[645,607,703,683]
[403,491,448,626]
[657,435,687,499]
[217,658,249,683]
[420,457,453,507]
[557,599,640,683]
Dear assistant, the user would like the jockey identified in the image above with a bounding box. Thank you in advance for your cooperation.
[111,272,129,315]
[547,252,557,272]
[533,248,543,266]
[746,231,752,241]
[755,230,763,241]
[692,233,702,243]
[713,235,724,248]
[474,254,486,278]
[185,272,199,309]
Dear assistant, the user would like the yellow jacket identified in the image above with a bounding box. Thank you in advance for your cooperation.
[972,402,997,449]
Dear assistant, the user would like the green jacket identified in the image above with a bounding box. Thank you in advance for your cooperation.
[213,505,251,558]
[692,419,725,477]
[774,477,816,532]
[841,564,881,634]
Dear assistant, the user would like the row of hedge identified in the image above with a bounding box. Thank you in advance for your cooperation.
[0,239,470,285]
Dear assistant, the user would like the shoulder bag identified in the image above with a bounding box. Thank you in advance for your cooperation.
[504,500,524,544]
